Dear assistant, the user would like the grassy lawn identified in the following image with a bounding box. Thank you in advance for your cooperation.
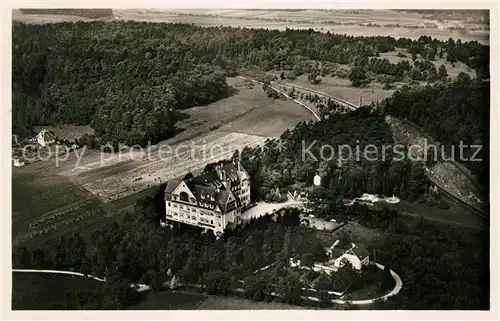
[197,295,305,309]
[12,272,104,310]
[162,77,311,142]
[317,221,386,249]
[373,198,484,229]
[277,74,396,107]
[130,291,208,310]
[217,77,315,137]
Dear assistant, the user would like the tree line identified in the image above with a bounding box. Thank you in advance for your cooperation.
[13,21,489,147]
[381,74,488,184]
[13,187,488,309]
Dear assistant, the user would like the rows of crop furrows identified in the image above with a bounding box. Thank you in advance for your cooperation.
[14,202,105,245]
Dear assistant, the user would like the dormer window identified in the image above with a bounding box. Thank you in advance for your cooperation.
[180,192,189,202]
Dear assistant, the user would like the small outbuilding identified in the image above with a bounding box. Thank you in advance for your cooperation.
[36,129,56,147]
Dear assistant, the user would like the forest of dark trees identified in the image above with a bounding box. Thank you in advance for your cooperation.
[12,189,488,310]
[241,107,441,206]
[244,73,489,199]
[382,74,488,182]
[12,21,489,148]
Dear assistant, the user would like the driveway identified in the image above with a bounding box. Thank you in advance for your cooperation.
[241,200,304,220]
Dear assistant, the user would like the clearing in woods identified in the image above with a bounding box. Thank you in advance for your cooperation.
[276,75,395,107]
[379,48,476,78]
[273,48,476,107]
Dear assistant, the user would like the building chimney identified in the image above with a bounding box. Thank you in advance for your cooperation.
[221,170,230,190]
[216,168,223,181]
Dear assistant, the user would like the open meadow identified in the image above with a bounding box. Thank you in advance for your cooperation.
[12,272,104,310]
[276,75,395,107]
[12,77,312,247]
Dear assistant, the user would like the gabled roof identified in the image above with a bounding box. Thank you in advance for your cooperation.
[192,185,235,213]
[190,169,221,188]
[350,245,370,259]
[164,179,182,201]
[190,161,244,188]
[216,189,232,205]
[37,129,56,142]
[221,162,242,181]
[193,185,219,206]
[164,160,247,213]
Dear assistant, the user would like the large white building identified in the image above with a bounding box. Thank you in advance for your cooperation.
[164,160,251,236]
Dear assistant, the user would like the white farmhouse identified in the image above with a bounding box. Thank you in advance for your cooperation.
[13,157,25,167]
[333,243,370,270]
[36,129,56,147]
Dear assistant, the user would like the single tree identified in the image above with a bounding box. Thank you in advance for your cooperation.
[438,64,448,80]
[348,66,368,87]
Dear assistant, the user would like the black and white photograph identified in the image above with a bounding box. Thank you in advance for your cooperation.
[3,1,497,317]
